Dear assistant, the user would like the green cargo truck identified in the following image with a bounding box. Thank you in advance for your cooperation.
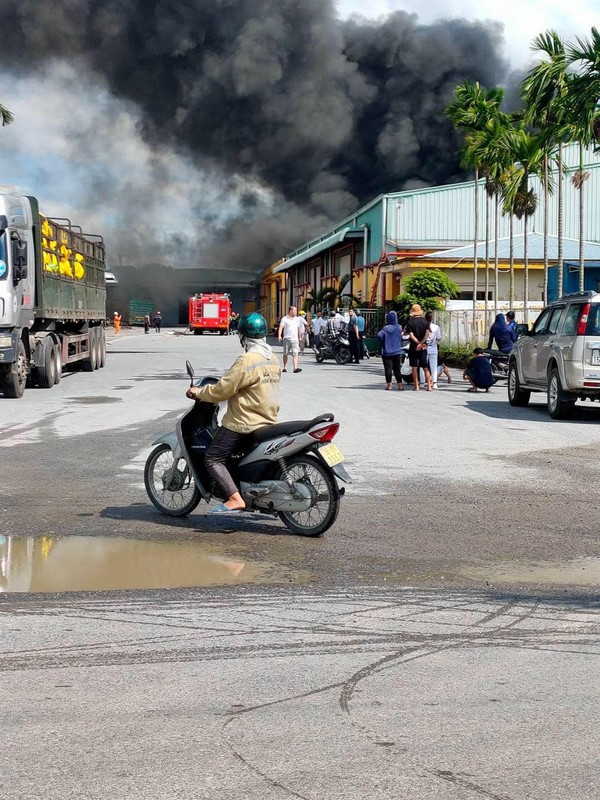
[129,298,153,326]
[0,193,107,398]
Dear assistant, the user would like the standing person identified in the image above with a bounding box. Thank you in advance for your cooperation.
[424,311,442,388]
[506,310,518,343]
[298,310,308,354]
[154,310,162,333]
[463,348,495,392]
[312,310,326,349]
[113,311,122,334]
[143,314,150,334]
[186,312,281,513]
[377,310,404,390]
[405,304,432,391]
[277,306,302,373]
[356,310,370,359]
[348,308,361,364]
[487,313,514,353]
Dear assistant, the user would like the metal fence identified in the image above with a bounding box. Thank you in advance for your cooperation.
[435,308,543,347]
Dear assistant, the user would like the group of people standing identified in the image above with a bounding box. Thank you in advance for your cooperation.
[377,305,444,391]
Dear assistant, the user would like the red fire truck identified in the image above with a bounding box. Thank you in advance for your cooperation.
[188,293,231,335]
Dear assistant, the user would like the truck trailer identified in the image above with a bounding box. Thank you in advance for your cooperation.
[188,293,231,335]
[129,298,153,326]
[0,192,106,398]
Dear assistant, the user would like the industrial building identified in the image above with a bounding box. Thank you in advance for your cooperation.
[259,144,600,328]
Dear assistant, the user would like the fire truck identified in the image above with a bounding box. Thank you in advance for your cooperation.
[188,292,231,335]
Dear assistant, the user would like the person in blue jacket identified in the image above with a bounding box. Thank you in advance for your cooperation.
[377,310,404,390]
[487,313,514,353]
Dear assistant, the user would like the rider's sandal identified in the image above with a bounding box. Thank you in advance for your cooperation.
[209,503,243,514]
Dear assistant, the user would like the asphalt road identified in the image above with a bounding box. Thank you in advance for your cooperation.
[1,327,600,799]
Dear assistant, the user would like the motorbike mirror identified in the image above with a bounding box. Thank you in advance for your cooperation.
[186,360,194,385]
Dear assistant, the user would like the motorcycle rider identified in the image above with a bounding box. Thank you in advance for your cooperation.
[488,312,515,353]
[186,312,281,513]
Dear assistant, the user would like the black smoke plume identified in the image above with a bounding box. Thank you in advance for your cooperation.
[0,1,509,272]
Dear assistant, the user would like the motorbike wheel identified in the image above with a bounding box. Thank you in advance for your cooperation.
[315,353,325,363]
[144,443,201,517]
[277,455,340,537]
[334,348,350,365]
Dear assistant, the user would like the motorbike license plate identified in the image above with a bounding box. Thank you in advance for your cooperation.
[592,350,600,365]
[319,443,345,467]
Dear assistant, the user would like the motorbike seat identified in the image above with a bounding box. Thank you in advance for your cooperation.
[250,413,335,444]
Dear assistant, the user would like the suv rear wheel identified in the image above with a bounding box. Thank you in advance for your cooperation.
[547,368,576,419]
[508,361,530,407]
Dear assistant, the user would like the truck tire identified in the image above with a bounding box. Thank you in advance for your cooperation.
[93,329,101,370]
[37,336,57,389]
[98,329,106,368]
[82,329,97,372]
[53,339,62,384]
[2,339,28,398]
[508,361,530,407]
[547,368,576,420]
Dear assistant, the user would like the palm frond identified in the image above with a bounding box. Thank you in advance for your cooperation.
[0,103,14,127]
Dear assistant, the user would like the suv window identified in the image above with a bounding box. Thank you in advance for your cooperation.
[532,307,553,335]
[585,304,600,336]
[562,304,584,336]
[547,306,566,335]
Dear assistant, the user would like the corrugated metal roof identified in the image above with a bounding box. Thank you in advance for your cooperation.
[417,233,600,262]
[275,228,352,273]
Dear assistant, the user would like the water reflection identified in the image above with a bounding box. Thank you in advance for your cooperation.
[0,535,273,593]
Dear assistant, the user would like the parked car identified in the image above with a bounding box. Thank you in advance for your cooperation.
[508,291,600,419]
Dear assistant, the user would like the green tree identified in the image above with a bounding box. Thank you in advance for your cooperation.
[0,102,14,127]
[446,82,505,314]
[522,30,570,301]
[393,269,459,319]
[303,286,338,313]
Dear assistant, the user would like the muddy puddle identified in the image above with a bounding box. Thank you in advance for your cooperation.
[0,535,297,593]
[461,557,600,587]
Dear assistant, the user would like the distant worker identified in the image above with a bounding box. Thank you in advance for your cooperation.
[154,310,162,333]
[113,311,122,335]
[143,314,150,334]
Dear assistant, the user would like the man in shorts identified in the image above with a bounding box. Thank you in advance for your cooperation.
[278,305,302,373]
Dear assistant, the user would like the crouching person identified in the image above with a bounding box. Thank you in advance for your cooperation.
[464,348,495,393]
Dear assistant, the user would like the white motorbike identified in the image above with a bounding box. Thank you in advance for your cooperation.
[144,361,351,536]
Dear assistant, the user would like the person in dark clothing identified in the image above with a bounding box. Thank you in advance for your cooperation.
[377,310,404,390]
[348,308,361,364]
[154,311,162,333]
[488,313,514,353]
[464,348,495,392]
[506,310,518,342]
[405,304,432,391]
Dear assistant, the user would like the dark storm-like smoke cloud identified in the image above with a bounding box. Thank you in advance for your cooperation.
[0,1,509,271]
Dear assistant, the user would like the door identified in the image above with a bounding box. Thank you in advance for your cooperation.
[520,306,552,383]
[535,305,566,381]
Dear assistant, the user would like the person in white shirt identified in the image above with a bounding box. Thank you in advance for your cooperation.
[312,310,327,348]
[422,311,442,387]
[277,305,303,373]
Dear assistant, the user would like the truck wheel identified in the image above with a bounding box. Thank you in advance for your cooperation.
[93,329,101,370]
[2,340,28,398]
[82,329,97,372]
[53,340,62,384]
[193,329,201,335]
[98,329,106,368]
[547,368,576,420]
[508,361,530,407]
[37,337,57,389]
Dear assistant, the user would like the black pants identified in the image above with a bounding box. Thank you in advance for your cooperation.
[349,333,361,363]
[382,355,402,384]
[205,426,250,499]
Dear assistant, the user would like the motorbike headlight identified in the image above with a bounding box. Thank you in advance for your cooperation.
[0,336,13,348]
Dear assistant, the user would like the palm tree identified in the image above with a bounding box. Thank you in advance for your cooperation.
[500,126,546,324]
[446,83,505,315]
[522,31,570,300]
[304,274,360,313]
[0,102,14,127]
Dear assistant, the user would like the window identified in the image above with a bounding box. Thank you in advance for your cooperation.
[585,304,600,336]
[333,247,353,279]
[458,291,493,301]
[561,304,583,336]
[0,233,6,280]
[532,307,553,336]
[547,307,566,336]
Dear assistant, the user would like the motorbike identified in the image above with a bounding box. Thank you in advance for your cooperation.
[483,348,510,381]
[144,361,352,536]
[314,328,351,365]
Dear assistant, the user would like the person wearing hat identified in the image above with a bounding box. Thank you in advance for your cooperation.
[186,312,281,513]
[297,309,308,354]
[154,310,162,333]
[113,311,122,334]
[404,304,432,391]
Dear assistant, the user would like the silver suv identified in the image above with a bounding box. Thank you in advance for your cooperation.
[508,291,600,419]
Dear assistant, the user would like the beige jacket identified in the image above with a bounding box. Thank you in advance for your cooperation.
[191,350,281,433]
